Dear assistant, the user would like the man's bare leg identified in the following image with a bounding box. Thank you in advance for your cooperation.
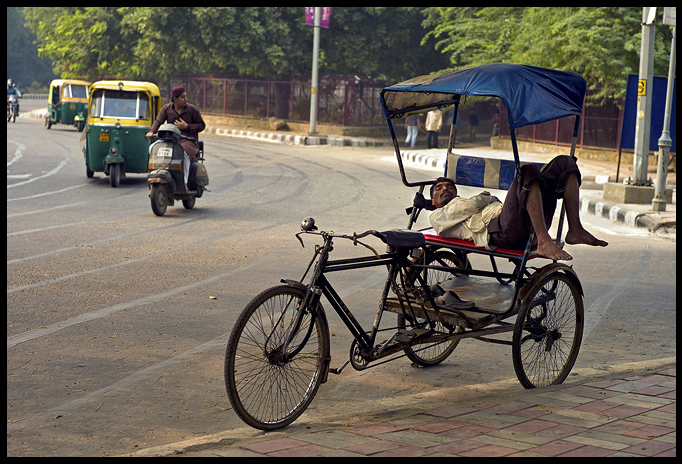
[562,173,609,247]
[526,182,574,260]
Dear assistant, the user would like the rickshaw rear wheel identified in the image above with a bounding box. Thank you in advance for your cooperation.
[512,271,583,389]
[182,196,196,209]
[86,164,94,178]
[150,184,168,216]
[45,117,52,129]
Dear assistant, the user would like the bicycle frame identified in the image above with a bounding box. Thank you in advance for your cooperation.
[293,232,400,363]
[285,229,533,373]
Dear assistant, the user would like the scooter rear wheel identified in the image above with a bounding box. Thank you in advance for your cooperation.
[182,196,196,209]
[150,184,168,216]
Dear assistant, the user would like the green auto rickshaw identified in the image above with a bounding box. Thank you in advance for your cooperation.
[45,79,91,131]
[83,80,161,187]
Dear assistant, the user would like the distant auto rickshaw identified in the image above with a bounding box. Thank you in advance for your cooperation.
[83,80,161,187]
[45,79,91,131]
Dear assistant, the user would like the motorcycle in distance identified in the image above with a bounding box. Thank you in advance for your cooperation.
[7,94,19,123]
[147,123,209,216]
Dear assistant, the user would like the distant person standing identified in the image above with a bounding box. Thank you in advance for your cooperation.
[404,114,421,149]
[491,111,500,137]
[469,109,479,142]
[425,109,442,149]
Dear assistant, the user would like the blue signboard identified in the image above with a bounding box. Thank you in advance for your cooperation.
[621,74,676,153]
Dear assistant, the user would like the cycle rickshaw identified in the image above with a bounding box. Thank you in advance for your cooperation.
[225,63,587,430]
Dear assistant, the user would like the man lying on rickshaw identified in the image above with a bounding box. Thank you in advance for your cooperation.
[428,155,608,261]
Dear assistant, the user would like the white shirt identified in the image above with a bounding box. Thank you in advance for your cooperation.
[429,192,503,249]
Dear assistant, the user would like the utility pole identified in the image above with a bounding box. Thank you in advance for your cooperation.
[652,8,676,211]
[631,7,657,186]
[309,7,321,135]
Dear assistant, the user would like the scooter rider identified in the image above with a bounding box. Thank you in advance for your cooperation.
[146,86,205,189]
[7,78,22,114]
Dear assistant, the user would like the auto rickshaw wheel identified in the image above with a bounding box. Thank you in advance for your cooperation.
[86,164,94,178]
[150,184,168,216]
[109,163,120,188]
[45,117,52,129]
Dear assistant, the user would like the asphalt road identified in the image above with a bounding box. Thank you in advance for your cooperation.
[7,116,676,456]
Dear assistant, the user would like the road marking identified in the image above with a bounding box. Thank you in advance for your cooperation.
[7,245,295,349]
[7,183,90,202]
[7,142,71,189]
[6,140,25,167]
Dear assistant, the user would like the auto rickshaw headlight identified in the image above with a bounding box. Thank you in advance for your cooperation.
[109,147,118,156]
[114,122,121,129]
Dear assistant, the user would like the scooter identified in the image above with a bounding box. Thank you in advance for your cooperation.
[147,124,209,216]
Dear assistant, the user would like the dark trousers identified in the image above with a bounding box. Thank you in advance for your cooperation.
[488,156,581,250]
[426,131,439,149]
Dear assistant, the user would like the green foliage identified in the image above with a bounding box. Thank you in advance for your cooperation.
[20,7,674,106]
[423,7,674,105]
[6,7,56,87]
[22,7,446,86]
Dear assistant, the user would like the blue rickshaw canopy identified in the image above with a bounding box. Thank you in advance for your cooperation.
[381,63,586,129]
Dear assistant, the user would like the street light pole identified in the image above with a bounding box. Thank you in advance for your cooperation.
[309,7,321,135]
[652,9,676,212]
[632,7,657,186]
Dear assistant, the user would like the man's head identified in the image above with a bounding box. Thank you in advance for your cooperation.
[431,177,457,208]
[171,86,187,109]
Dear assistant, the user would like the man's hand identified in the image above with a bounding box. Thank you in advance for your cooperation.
[174,118,188,130]
[145,131,154,140]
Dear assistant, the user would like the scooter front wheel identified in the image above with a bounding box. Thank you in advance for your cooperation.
[150,184,168,216]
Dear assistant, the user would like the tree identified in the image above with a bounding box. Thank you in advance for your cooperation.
[23,7,448,86]
[24,7,135,80]
[423,7,674,105]
[6,7,56,88]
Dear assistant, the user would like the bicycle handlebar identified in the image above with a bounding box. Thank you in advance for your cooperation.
[295,217,385,257]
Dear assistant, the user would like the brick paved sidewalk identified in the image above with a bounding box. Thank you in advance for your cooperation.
[207,368,675,457]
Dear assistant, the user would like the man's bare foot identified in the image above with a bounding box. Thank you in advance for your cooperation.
[565,229,609,247]
[537,239,573,261]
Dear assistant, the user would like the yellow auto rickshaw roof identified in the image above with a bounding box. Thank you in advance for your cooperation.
[90,80,161,96]
[49,79,92,88]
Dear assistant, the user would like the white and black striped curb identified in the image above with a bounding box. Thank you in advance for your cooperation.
[206,127,386,147]
[579,196,667,232]
[399,150,447,171]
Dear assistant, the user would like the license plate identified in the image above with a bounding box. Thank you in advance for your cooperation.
[99,132,109,142]
[157,147,173,158]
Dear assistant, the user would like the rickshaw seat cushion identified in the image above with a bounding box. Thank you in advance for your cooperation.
[446,153,544,191]
[379,229,426,248]
[420,227,536,259]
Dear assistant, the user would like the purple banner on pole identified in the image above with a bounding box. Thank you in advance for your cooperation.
[305,7,332,28]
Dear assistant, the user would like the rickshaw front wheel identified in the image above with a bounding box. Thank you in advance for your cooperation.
[512,271,583,389]
[150,184,168,216]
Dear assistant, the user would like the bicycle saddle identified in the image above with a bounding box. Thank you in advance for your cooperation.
[377,229,425,248]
